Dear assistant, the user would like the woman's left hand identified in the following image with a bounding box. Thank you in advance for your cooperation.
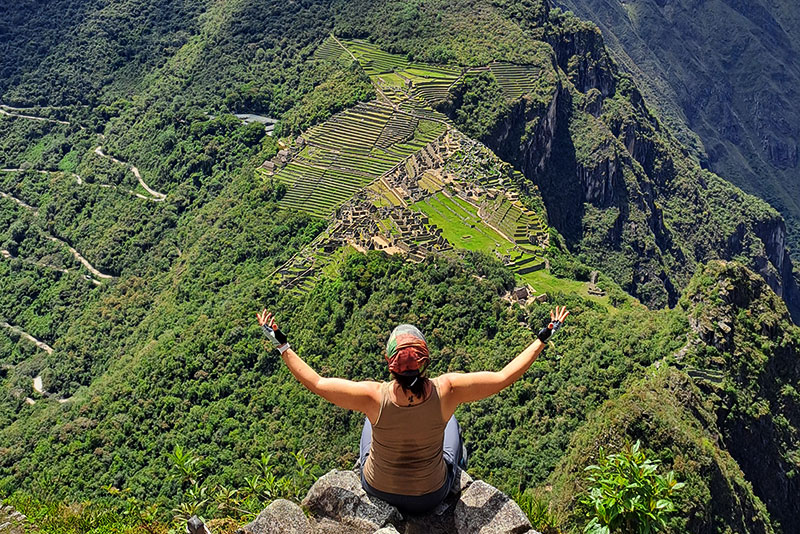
[256,308,278,329]
[256,308,288,349]
[550,305,569,330]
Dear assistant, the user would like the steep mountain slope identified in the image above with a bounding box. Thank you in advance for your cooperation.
[1,1,799,532]
[332,0,800,318]
[2,0,798,318]
[0,0,205,105]
[547,260,800,533]
[553,0,800,262]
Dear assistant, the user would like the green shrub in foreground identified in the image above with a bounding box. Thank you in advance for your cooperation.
[6,491,166,534]
[581,441,684,534]
[515,490,563,534]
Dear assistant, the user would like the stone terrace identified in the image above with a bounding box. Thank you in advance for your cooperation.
[267,101,447,219]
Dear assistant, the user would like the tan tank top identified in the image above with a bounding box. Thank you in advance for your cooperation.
[363,380,448,495]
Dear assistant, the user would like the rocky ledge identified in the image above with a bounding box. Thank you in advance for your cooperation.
[0,501,27,534]
[238,469,539,534]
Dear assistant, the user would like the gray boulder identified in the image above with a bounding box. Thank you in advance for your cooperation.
[244,468,538,534]
[0,500,26,534]
[452,467,474,494]
[240,499,313,534]
[455,480,533,534]
[302,470,401,533]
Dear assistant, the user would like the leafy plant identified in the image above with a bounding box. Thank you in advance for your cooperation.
[168,445,202,487]
[581,441,684,534]
[166,445,320,526]
[7,490,168,534]
[515,490,562,534]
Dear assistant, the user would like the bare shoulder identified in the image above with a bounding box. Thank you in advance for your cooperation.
[360,380,384,399]
[357,380,383,389]
[433,374,456,396]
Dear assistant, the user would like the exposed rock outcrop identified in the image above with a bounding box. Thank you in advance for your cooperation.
[239,469,539,534]
[679,261,800,531]
[0,501,28,534]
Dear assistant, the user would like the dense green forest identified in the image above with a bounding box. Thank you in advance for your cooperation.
[1,0,799,533]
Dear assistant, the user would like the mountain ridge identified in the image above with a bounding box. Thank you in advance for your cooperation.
[552,0,800,263]
[1,1,799,532]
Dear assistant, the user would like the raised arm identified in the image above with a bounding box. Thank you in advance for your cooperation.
[256,310,381,419]
[439,306,569,413]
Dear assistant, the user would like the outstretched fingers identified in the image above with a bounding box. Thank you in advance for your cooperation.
[549,306,570,323]
[256,308,278,328]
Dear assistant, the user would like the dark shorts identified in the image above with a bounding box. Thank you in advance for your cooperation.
[358,415,465,515]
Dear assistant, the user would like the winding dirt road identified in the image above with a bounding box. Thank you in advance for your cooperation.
[45,235,114,280]
[94,146,166,201]
[1,248,103,286]
[0,323,73,403]
[1,322,54,354]
[1,171,116,283]
[0,166,158,201]
[1,167,83,184]
[0,105,71,126]
[0,190,37,213]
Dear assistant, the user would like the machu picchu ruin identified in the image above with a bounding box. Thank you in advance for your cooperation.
[265,36,558,298]
[485,62,543,101]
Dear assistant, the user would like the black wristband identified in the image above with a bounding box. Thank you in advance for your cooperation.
[537,326,552,342]
[274,328,287,345]
[537,320,562,342]
[262,324,288,346]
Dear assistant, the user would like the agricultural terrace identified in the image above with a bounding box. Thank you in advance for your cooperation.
[480,195,548,250]
[313,36,348,61]
[410,193,542,275]
[341,39,544,110]
[367,180,403,207]
[342,40,410,75]
[487,62,543,101]
[402,65,462,106]
[341,39,462,110]
[275,101,446,218]
[273,224,341,296]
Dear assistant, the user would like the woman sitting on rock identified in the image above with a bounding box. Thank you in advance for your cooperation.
[256,306,569,515]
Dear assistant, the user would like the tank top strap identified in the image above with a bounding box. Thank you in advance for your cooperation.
[375,381,392,425]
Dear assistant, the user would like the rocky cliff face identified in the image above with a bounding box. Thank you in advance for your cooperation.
[542,261,798,533]
[678,261,800,531]
[238,469,539,534]
[553,0,800,264]
[449,14,800,321]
